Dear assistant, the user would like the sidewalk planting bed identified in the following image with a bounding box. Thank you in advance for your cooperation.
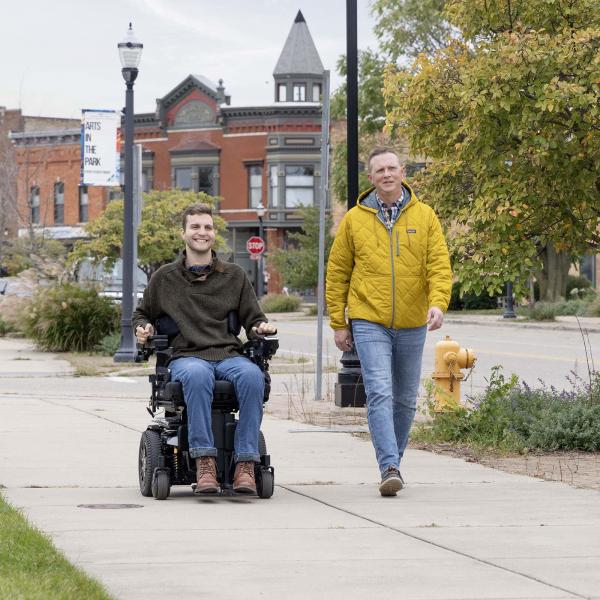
[412,366,600,490]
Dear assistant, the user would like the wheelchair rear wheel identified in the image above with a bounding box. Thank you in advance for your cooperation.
[139,430,161,497]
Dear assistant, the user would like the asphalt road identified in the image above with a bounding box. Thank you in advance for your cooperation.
[268,317,600,395]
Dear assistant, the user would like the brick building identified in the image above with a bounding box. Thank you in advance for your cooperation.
[9,10,327,293]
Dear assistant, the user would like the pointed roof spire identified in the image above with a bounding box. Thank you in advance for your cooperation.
[273,11,324,76]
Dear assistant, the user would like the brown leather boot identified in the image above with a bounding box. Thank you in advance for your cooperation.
[194,457,219,494]
[233,461,257,494]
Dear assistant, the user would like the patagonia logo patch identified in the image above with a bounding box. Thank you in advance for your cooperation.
[407,229,417,233]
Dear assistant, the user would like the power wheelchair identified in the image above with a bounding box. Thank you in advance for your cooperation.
[135,313,279,500]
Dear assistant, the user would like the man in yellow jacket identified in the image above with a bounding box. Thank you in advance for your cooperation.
[326,147,452,496]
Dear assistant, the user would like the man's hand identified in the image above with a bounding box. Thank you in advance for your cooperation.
[334,328,353,352]
[135,323,155,344]
[252,322,277,336]
[427,307,444,331]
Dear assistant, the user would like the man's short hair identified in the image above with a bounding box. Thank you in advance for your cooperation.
[367,147,401,171]
[181,204,213,229]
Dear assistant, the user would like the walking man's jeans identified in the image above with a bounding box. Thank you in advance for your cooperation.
[351,320,427,474]
[169,355,264,462]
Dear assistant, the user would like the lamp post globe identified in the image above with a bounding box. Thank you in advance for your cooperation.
[114,23,143,362]
[256,201,265,298]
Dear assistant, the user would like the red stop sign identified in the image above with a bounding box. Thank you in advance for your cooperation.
[246,236,265,255]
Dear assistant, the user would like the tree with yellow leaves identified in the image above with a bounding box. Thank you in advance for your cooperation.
[383,0,600,300]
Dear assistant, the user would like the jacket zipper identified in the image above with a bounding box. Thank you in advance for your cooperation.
[389,227,396,328]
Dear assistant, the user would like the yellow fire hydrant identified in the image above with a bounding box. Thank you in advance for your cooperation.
[432,336,476,411]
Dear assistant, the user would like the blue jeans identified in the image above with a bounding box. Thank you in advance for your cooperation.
[169,355,264,463]
[351,320,427,474]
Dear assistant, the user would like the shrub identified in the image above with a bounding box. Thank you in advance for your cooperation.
[553,299,588,316]
[585,293,600,317]
[95,331,121,356]
[0,313,14,336]
[528,302,556,321]
[448,282,498,310]
[566,274,592,299]
[23,283,120,352]
[448,282,463,310]
[416,367,600,452]
[307,303,328,316]
[260,293,302,313]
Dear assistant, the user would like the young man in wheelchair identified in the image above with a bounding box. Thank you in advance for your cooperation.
[133,203,277,495]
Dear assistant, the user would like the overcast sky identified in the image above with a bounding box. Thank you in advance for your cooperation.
[2,0,379,119]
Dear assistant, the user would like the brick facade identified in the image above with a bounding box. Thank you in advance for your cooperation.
[7,12,330,293]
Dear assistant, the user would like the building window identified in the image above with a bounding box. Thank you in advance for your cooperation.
[293,83,306,102]
[175,167,193,190]
[54,182,64,224]
[269,165,279,207]
[312,83,322,101]
[285,165,314,207]
[196,167,214,194]
[277,83,287,102]
[174,166,215,195]
[248,165,262,208]
[79,185,89,223]
[30,186,40,224]
[142,168,152,192]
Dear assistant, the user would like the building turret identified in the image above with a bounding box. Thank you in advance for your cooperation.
[273,10,324,103]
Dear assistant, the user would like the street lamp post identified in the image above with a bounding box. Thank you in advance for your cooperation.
[334,0,366,407]
[114,23,143,362]
[503,282,517,318]
[256,201,265,298]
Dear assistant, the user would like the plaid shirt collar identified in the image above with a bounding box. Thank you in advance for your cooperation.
[375,191,406,228]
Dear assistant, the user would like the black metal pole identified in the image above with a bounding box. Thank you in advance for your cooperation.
[335,0,366,408]
[258,216,264,298]
[114,70,138,361]
[346,0,358,208]
[503,282,516,318]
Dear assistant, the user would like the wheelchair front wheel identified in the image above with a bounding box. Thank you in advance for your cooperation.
[152,469,170,500]
[139,430,161,497]
[256,468,274,499]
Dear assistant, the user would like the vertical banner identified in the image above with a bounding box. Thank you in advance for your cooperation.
[81,109,120,186]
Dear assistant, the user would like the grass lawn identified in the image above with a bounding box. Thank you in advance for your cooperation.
[0,493,114,600]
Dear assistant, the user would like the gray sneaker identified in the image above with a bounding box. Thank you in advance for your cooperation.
[379,466,404,496]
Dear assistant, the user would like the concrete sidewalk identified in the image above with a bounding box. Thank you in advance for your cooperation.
[1,338,600,599]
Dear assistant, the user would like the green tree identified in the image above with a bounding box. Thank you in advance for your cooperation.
[69,190,228,278]
[329,2,450,204]
[331,49,388,134]
[383,0,600,300]
[269,206,333,290]
[372,0,453,61]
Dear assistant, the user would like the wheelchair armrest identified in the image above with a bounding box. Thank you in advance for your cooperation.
[134,334,170,363]
[243,336,279,362]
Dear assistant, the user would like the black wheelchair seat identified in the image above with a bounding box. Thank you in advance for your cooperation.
[163,379,239,412]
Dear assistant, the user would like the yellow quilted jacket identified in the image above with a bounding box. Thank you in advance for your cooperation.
[326,184,452,330]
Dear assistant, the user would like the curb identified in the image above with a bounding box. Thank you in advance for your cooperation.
[444,316,600,333]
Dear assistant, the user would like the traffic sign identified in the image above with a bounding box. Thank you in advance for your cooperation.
[246,236,265,255]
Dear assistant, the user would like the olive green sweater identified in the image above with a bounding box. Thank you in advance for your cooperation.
[132,253,266,361]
